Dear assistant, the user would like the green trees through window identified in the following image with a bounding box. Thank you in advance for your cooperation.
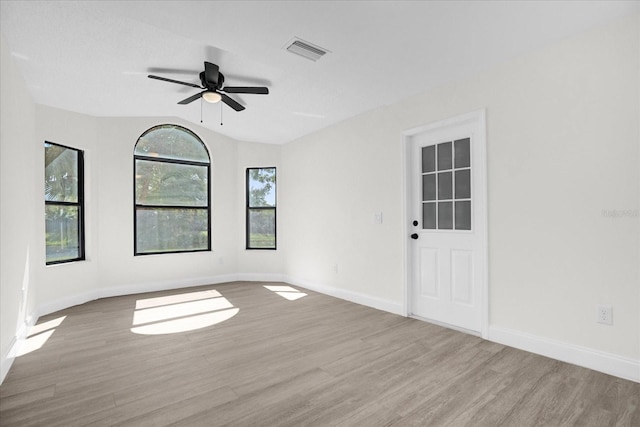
[45,142,84,264]
[134,125,211,255]
[246,167,276,249]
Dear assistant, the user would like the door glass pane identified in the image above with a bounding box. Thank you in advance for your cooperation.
[45,205,80,262]
[422,145,436,173]
[248,209,276,248]
[438,202,453,229]
[423,202,436,229]
[455,169,471,199]
[454,138,471,168]
[455,201,471,230]
[136,208,208,253]
[135,160,208,206]
[438,172,452,200]
[437,142,452,170]
[422,174,436,201]
[45,144,79,203]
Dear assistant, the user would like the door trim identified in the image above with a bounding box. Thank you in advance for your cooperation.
[402,109,489,339]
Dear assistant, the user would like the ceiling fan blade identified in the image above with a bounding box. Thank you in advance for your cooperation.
[221,94,245,111]
[148,74,202,89]
[222,86,269,95]
[204,62,219,86]
[178,91,206,105]
[147,67,199,75]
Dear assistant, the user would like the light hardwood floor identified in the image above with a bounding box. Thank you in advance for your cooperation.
[1,282,638,426]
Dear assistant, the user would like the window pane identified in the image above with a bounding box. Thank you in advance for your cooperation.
[455,201,472,230]
[248,209,276,248]
[438,202,453,229]
[45,143,78,202]
[438,172,452,200]
[455,169,471,199]
[136,208,208,253]
[134,125,209,162]
[422,202,436,229]
[45,205,80,262]
[422,146,435,173]
[437,142,452,170]
[135,160,208,207]
[248,168,276,207]
[454,138,471,168]
[422,174,436,201]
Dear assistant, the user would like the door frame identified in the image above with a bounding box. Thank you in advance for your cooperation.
[402,109,489,339]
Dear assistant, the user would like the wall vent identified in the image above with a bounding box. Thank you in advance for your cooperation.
[285,38,329,62]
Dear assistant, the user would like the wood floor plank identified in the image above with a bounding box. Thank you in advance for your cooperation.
[0,384,56,412]
[1,281,638,426]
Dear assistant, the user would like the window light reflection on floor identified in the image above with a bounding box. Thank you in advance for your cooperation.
[131,289,238,335]
[263,285,307,301]
[16,315,66,357]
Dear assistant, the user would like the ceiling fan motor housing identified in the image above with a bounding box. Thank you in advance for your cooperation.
[200,71,224,90]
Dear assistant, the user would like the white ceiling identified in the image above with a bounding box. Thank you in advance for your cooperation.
[1,1,638,144]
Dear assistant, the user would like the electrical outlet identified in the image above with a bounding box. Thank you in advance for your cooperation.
[596,304,613,325]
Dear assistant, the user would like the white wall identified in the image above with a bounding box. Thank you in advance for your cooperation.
[281,113,405,313]
[281,15,639,369]
[92,116,241,295]
[0,35,38,381]
[33,106,100,310]
[30,113,283,312]
[236,142,284,278]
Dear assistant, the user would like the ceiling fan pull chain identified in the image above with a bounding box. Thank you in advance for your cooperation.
[220,101,223,126]
[200,98,203,123]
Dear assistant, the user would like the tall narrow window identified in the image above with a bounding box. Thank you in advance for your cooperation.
[45,142,85,264]
[134,125,211,255]
[246,167,276,249]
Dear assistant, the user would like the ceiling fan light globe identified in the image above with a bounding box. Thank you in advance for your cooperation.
[202,91,222,103]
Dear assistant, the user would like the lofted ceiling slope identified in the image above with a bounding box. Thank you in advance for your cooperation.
[1,1,638,144]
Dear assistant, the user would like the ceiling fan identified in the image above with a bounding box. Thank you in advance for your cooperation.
[148,62,269,112]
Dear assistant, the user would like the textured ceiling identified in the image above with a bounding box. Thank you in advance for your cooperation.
[1,1,638,144]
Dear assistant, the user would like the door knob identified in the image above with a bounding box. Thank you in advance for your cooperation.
[410,233,419,240]
[412,220,419,226]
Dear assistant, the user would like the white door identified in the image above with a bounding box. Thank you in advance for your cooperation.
[406,110,487,334]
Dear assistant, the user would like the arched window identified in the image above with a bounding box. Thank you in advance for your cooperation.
[134,124,210,255]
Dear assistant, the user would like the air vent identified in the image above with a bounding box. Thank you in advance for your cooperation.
[285,38,329,62]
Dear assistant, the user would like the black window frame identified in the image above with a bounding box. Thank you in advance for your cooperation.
[246,167,277,250]
[133,124,211,256]
[44,141,85,265]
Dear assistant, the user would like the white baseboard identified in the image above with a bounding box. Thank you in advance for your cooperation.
[236,273,286,283]
[32,273,289,319]
[285,276,404,316]
[489,326,640,383]
[1,315,37,385]
[36,274,242,317]
[0,337,17,385]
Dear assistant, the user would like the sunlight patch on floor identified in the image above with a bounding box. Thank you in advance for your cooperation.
[135,289,222,309]
[264,285,307,301]
[131,289,238,335]
[15,315,67,357]
[133,297,234,325]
